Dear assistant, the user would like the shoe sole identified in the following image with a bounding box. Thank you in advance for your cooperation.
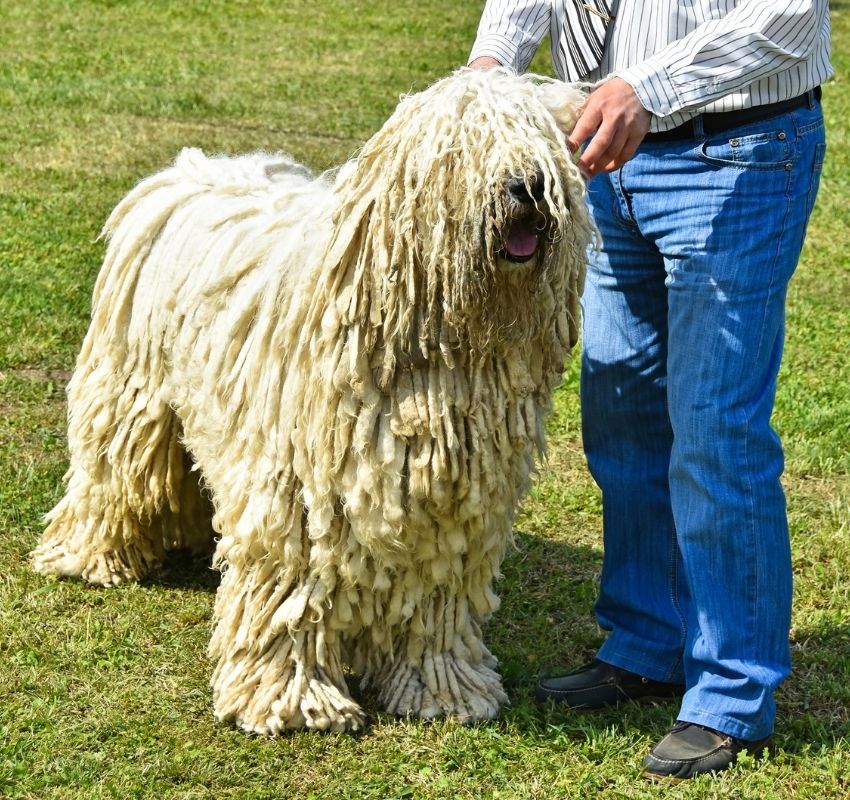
[642,770,689,783]
[535,690,684,710]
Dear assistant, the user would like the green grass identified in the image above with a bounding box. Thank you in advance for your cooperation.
[1,2,848,798]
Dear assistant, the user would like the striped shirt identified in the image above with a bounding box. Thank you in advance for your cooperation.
[469,0,833,132]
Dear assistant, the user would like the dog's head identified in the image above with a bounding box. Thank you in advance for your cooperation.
[325,68,591,364]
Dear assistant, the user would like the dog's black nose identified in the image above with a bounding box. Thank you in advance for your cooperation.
[507,172,545,204]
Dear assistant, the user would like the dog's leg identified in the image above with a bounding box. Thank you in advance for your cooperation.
[32,358,191,585]
[365,591,508,723]
[33,473,163,587]
[158,447,216,556]
[209,548,366,734]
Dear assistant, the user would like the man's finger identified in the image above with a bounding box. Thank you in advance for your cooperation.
[618,130,647,165]
[579,124,628,174]
[579,125,615,166]
[588,129,648,175]
[567,105,601,152]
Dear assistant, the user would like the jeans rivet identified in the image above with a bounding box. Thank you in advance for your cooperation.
[785,162,793,171]
[730,138,740,147]
[778,131,787,140]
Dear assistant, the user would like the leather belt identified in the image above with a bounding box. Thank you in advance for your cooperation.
[643,86,822,142]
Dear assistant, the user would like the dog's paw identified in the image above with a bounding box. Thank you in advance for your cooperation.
[32,541,158,586]
[213,654,367,735]
[270,681,367,734]
[377,653,508,723]
[221,680,367,735]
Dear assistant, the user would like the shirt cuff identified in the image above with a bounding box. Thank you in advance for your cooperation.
[614,56,684,118]
[468,33,525,72]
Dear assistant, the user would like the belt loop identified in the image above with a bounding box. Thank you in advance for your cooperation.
[806,89,816,109]
[692,114,705,139]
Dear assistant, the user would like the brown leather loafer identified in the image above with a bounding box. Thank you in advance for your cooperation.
[534,658,685,709]
[643,721,773,780]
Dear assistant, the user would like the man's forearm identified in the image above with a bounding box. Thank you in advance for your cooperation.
[468,0,551,72]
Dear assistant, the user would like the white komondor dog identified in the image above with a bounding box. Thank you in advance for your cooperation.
[33,68,590,734]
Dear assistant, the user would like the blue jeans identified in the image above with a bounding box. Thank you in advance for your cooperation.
[581,98,826,741]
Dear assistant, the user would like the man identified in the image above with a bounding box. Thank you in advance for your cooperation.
[469,0,831,781]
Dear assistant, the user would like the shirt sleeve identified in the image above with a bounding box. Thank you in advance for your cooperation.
[615,0,826,116]
[468,0,551,73]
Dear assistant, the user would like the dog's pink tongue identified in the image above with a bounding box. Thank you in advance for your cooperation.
[506,224,539,258]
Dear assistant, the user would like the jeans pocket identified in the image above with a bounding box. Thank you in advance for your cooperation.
[697,126,792,171]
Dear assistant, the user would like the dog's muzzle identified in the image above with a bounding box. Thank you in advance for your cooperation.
[499,171,548,267]
[507,172,545,205]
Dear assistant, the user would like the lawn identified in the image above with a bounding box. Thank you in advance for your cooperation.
[0,2,847,798]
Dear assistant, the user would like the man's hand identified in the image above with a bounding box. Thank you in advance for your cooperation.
[568,77,652,177]
[468,56,502,70]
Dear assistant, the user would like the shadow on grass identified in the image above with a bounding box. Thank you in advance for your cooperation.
[142,549,220,592]
[779,624,850,748]
[135,527,850,748]
[489,530,604,692]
